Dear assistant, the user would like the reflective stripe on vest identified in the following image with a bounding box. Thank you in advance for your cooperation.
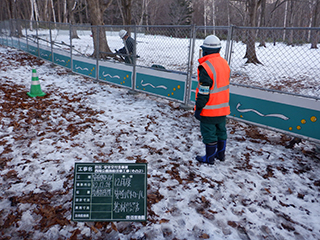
[202,60,230,110]
[203,102,230,110]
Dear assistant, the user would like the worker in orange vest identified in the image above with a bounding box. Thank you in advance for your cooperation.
[194,35,230,164]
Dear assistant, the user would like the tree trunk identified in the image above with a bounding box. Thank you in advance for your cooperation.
[212,0,216,35]
[287,0,294,46]
[118,0,132,26]
[258,0,266,47]
[5,0,23,37]
[311,0,320,49]
[67,0,80,39]
[283,0,288,41]
[45,0,49,21]
[50,0,56,23]
[138,0,146,26]
[57,0,62,23]
[204,0,208,36]
[244,0,262,65]
[86,0,113,59]
[63,0,67,23]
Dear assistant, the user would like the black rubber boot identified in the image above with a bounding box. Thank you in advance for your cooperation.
[196,142,217,164]
[216,140,226,161]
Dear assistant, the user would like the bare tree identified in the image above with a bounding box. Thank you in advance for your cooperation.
[212,0,216,34]
[286,0,294,45]
[67,0,80,39]
[86,0,113,58]
[310,0,320,48]
[169,0,193,25]
[140,0,152,25]
[30,0,41,22]
[204,0,210,35]
[63,0,67,23]
[3,0,24,37]
[244,0,262,64]
[258,0,266,47]
[117,0,132,25]
[146,0,163,25]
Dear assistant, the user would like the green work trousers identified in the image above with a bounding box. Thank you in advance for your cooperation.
[200,120,227,144]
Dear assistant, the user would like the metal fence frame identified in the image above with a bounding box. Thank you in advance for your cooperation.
[1,20,319,102]
[1,20,320,143]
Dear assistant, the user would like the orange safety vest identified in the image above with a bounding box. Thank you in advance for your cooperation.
[195,54,231,117]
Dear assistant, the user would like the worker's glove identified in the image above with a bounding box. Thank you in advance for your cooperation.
[194,110,202,121]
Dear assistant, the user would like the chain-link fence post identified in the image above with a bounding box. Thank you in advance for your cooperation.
[49,21,53,64]
[132,25,137,92]
[0,21,1,44]
[36,21,39,58]
[225,25,234,65]
[96,25,99,82]
[69,23,73,72]
[25,20,29,53]
[18,19,21,49]
[181,24,196,109]
[24,20,29,52]
[0,22,2,45]
[16,20,20,50]
[10,20,13,47]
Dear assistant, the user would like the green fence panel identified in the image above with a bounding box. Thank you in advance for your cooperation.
[27,42,38,57]
[98,61,132,88]
[229,85,320,142]
[39,46,52,62]
[135,67,186,102]
[73,56,96,78]
[53,51,71,68]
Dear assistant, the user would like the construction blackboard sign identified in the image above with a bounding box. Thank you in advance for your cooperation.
[72,162,147,222]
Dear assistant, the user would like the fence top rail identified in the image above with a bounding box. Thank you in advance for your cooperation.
[93,24,194,29]
[231,83,320,101]
[195,26,231,30]
[84,24,230,30]
[233,26,320,31]
[17,19,72,27]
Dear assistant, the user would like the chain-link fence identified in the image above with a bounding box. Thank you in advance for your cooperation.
[228,27,320,98]
[134,25,193,72]
[1,20,319,99]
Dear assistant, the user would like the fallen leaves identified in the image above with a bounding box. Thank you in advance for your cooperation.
[2,169,20,181]
[159,218,170,224]
[34,205,70,231]
[199,233,210,239]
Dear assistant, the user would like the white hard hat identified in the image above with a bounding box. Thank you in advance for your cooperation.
[119,29,127,39]
[201,35,221,49]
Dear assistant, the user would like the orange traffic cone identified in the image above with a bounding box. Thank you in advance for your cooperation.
[27,69,46,97]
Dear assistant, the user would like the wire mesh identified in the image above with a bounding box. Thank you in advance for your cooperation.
[1,20,319,99]
[98,25,136,63]
[49,22,73,55]
[229,27,320,98]
[134,26,192,72]
[70,24,95,57]
[193,26,231,74]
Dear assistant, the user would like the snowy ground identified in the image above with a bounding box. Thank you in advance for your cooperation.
[1,47,320,240]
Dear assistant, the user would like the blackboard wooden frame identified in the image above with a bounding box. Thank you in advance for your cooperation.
[72,162,147,222]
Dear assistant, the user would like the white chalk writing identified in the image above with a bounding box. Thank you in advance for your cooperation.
[113,202,140,213]
[114,189,144,200]
[114,177,131,187]
[92,188,112,197]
